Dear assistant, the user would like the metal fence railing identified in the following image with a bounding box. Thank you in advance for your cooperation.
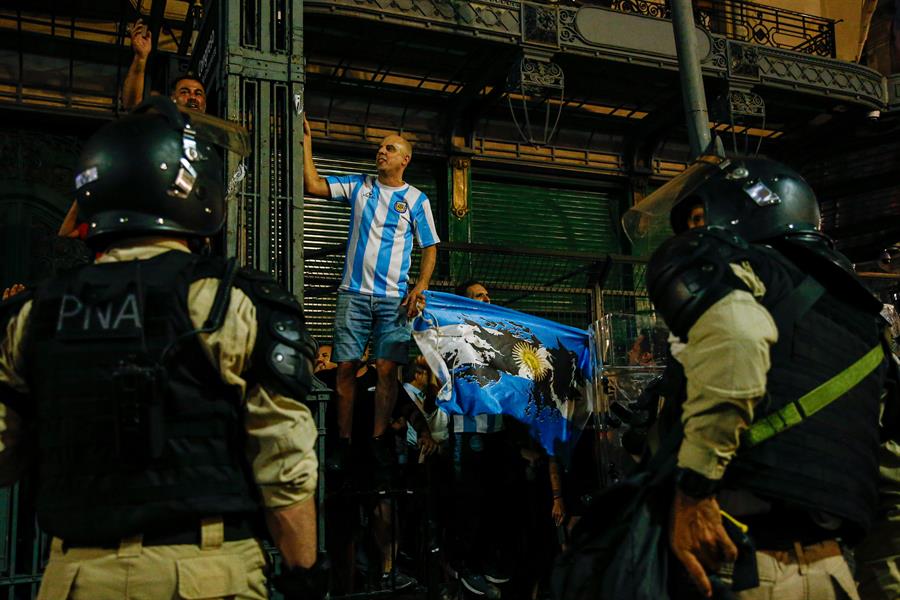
[303,241,656,344]
[608,0,837,58]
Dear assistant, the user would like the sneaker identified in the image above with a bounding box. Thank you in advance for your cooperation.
[380,570,418,591]
[458,570,492,596]
[483,565,510,584]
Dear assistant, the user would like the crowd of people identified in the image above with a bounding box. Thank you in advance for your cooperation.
[299,91,610,596]
[310,281,601,599]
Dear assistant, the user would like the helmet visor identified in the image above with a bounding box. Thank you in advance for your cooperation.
[183,108,251,157]
[622,155,727,254]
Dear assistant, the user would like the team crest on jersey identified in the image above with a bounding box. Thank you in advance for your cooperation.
[394,201,408,213]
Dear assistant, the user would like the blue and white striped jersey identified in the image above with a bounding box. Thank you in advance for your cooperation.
[451,413,505,434]
[325,174,440,297]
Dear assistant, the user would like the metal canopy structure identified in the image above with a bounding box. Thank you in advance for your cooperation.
[0,0,894,270]
[302,1,885,163]
[0,0,201,117]
[300,0,898,264]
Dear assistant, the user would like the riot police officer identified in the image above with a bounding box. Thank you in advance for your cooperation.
[0,97,322,599]
[634,156,894,599]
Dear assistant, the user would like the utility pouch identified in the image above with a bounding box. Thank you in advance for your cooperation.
[719,512,759,592]
[113,361,167,462]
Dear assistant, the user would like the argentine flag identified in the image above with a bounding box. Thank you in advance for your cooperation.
[412,291,597,457]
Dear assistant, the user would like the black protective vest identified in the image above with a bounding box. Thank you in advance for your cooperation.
[24,251,259,544]
[724,244,886,542]
[650,230,887,542]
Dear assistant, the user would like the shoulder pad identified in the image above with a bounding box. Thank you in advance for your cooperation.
[236,270,316,402]
[235,268,303,312]
[647,227,753,340]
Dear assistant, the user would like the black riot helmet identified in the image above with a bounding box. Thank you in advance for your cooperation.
[670,157,822,243]
[74,96,249,243]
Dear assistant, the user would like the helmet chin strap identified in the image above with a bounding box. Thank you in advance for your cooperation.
[169,123,199,200]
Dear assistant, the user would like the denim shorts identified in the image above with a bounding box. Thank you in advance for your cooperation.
[333,290,410,364]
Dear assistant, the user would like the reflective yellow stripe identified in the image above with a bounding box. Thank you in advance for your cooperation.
[743,344,885,448]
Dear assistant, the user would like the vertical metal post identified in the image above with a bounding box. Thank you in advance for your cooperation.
[214,0,315,559]
[215,0,304,295]
[670,0,712,158]
[289,0,305,297]
[314,389,328,555]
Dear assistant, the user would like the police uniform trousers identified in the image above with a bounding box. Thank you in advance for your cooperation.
[736,541,859,600]
[36,518,268,600]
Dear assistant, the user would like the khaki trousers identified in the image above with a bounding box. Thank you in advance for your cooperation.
[37,519,268,600]
[736,541,859,600]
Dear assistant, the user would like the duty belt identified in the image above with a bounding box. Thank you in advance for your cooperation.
[62,513,258,549]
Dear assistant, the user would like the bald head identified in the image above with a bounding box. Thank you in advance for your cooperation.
[376,134,413,183]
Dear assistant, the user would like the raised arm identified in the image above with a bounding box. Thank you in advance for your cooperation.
[303,116,330,198]
[58,200,80,237]
[122,20,152,111]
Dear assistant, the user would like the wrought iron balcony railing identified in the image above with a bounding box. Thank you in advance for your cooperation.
[609,0,837,58]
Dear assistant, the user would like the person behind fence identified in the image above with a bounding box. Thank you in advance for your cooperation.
[302,115,440,481]
[397,356,446,564]
[123,19,207,113]
[316,343,338,374]
[643,157,895,599]
[349,347,421,591]
[0,97,325,600]
[56,20,209,244]
[402,355,449,456]
[447,280,513,597]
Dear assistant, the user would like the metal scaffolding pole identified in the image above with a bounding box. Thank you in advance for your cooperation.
[197,0,306,297]
[670,0,712,158]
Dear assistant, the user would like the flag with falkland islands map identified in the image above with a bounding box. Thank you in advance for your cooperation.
[412,290,596,457]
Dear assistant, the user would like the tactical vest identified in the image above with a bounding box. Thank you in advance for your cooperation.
[650,230,886,543]
[24,250,260,544]
[724,244,885,542]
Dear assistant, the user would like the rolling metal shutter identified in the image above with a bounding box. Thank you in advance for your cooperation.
[459,171,625,327]
[469,174,622,254]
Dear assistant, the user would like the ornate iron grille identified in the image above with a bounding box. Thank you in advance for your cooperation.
[609,0,837,58]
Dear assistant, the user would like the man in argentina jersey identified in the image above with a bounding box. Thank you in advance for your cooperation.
[303,116,439,479]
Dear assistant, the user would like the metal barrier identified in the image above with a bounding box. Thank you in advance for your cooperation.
[0,485,48,600]
[304,241,649,342]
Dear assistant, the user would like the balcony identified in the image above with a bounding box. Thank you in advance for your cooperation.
[608,0,836,58]
[304,0,886,110]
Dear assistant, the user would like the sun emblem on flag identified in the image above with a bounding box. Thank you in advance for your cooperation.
[512,342,551,381]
